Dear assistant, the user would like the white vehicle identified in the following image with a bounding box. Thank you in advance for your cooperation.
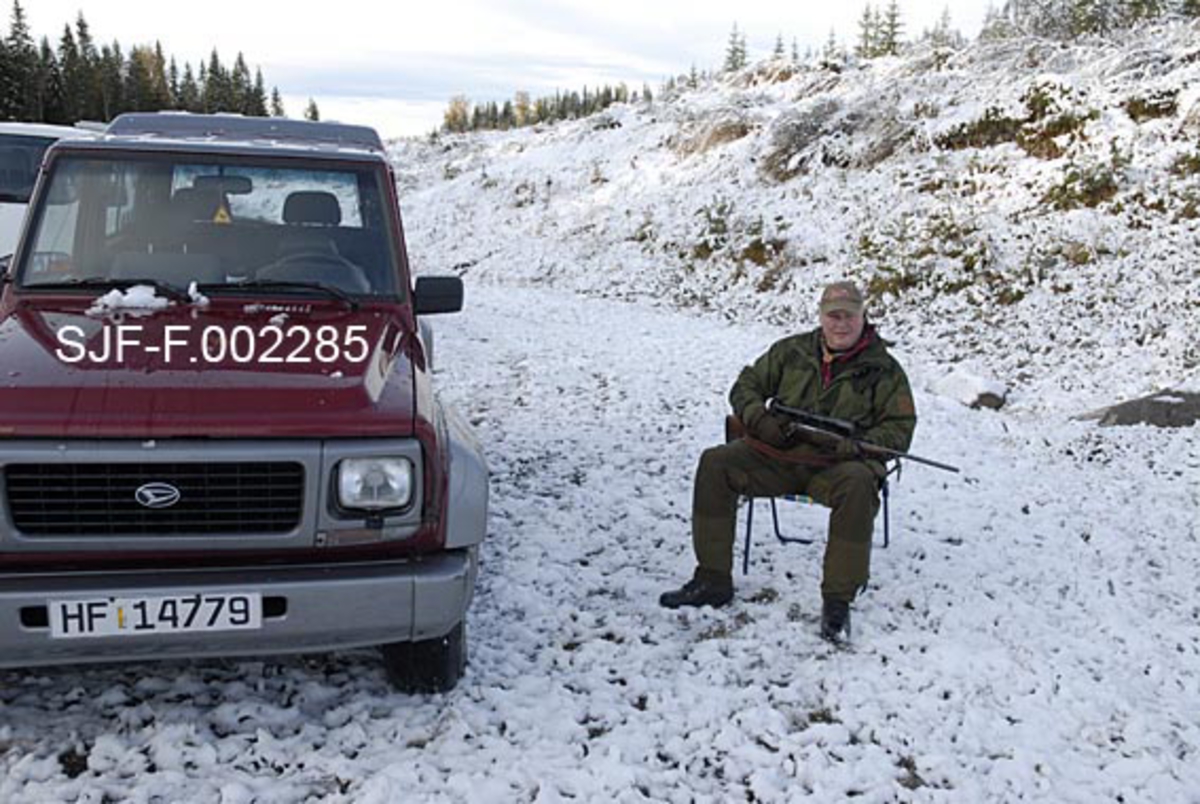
[0,122,98,257]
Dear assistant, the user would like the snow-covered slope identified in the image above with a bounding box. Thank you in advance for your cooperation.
[393,19,1200,412]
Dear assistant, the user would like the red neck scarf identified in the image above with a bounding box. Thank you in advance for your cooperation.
[820,326,875,388]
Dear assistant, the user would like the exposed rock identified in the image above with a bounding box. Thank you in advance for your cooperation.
[973,392,1007,411]
[930,369,1008,411]
[1077,391,1200,427]
[669,114,754,156]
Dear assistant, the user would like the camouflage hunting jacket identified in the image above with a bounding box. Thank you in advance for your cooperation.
[729,326,917,457]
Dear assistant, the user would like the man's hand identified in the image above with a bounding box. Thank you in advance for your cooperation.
[792,426,839,451]
[833,438,863,460]
[788,425,859,457]
[744,406,792,448]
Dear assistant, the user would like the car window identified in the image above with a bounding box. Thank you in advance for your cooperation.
[0,134,57,204]
[17,153,399,297]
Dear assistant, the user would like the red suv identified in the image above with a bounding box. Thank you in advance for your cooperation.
[0,113,488,692]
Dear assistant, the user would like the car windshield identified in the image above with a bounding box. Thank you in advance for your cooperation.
[0,134,57,203]
[17,152,400,298]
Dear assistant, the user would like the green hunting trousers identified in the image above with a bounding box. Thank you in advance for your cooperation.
[692,441,881,602]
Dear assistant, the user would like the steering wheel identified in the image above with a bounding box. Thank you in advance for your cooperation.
[258,250,371,293]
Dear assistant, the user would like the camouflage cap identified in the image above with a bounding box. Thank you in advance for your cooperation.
[819,281,865,315]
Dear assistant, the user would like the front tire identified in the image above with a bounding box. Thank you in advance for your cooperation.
[380,621,466,693]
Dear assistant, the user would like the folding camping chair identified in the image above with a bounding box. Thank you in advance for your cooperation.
[740,462,899,575]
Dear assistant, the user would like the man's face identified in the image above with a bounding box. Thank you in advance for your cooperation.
[820,309,865,351]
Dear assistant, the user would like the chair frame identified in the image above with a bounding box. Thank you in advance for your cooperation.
[741,461,900,575]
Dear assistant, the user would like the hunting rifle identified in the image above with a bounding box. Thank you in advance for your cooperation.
[766,400,960,474]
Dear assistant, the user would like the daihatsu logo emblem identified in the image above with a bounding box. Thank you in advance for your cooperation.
[135,482,182,509]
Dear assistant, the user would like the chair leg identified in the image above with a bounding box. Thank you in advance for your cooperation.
[743,495,817,577]
[773,497,815,545]
[742,498,754,575]
[882,479,890,549]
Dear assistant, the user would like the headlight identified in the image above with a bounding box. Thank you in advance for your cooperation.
[337,457,414,510]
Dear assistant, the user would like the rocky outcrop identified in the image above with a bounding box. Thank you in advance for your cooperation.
[1078,391,1200,427]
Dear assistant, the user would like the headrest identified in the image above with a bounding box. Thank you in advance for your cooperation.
[283,191,341,226]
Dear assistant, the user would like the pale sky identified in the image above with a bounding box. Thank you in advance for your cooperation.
[27,1,995,138]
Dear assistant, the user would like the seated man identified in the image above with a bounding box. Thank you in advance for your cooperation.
[659,281,917,642]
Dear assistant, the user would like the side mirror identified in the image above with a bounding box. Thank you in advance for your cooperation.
[414,276,463,315]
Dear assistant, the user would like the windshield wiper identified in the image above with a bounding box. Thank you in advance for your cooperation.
[201,279,360,310]
[23,276,190,303]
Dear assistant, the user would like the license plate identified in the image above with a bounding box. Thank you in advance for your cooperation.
[48,592,262,639]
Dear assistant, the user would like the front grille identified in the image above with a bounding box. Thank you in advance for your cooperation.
[4,462,305,535]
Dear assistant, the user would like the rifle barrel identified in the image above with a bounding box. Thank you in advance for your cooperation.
[858,442,960,473]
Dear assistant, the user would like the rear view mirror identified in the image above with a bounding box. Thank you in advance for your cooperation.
[193,174,253,195]
[414,276,463,315]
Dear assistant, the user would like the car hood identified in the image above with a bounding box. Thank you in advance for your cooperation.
[0,293,420,438]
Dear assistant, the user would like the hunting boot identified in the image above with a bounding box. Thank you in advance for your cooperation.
[659,568,733,609]
[820,598,851,642]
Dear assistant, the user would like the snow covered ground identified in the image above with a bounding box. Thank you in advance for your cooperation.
[4,20,1200,804]
[2,284,1197,802]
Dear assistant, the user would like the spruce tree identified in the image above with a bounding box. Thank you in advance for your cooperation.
[881,0,903,56]
[249,68,268,116]
[168,57,179,108]
[0,34,13,120]
[856,4,876,58]
[124,46,153,112]
[723,23,747,72]
[37,36,69,123]
[98,41,124,119]
[204,49,235,112]
[270,86,285,117]
[303,97,319,121]
[929,6,958,48]
[5,0,38,120]
[150,42,170,109]
[822,28,840,63]
[179,63,201,112]
[773,33,785,59]
[74,13,102,121]
[230,53,251,113]
[57,24,82,121]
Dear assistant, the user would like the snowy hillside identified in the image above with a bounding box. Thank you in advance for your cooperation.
[393,18,1200,413]
[2,21,1199,804]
